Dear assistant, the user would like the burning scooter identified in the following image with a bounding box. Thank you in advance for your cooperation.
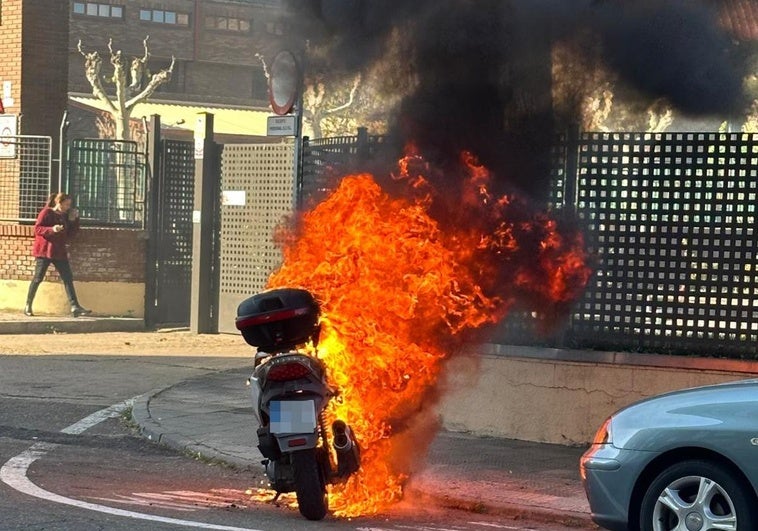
[235,288,361,520]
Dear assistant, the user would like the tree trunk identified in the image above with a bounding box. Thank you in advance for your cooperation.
[310,112,323,139]
[113,109,132,221]
[114,110,131,141]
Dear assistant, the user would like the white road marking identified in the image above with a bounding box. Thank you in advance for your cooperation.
[88,487,252,513]
[468,523,523,530]
[162,489,250,507]
[0,398,264,531]
[87,495,199,512]
[395,525,467,531]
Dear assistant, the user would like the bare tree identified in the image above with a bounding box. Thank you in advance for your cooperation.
[78,36,175,140]
[256,32,414,139]
[302,73,362,138]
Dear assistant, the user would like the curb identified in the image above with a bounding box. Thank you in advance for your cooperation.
[131,389,257,471]
[131,385,595,528]
[0,317,145,335]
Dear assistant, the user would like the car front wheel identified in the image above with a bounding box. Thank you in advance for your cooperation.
[639,459,755,531]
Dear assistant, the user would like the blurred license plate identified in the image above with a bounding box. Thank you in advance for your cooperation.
[270,400,317,434]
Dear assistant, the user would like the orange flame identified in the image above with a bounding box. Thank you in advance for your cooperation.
[267,149,591,517]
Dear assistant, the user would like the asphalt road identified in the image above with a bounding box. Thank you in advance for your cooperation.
[0,354,575,531]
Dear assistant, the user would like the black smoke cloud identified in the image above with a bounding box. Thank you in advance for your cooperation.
[288,0,747,199]
[592,0,744,115]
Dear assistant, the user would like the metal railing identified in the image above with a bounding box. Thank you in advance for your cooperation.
[300,130,758,358]
[300,131,386,207]
[66,139,147,227]
[0,136,53,222]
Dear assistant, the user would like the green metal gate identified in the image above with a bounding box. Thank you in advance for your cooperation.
[66,139,147,226]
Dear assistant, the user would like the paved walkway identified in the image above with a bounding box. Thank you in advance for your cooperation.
[132,367,594,528]
[0,310,144,334]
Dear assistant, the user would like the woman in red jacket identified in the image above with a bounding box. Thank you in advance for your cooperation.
[25,193,91,317]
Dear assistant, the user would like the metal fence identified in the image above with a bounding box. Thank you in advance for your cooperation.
[300,131,387,207]
[0,136,53,222]
[66,139,147,227]
[567,132,758,357]
[300,130,758,358]
[149,139,196,327]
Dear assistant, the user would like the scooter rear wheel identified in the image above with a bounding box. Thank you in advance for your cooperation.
[292,448,328,520]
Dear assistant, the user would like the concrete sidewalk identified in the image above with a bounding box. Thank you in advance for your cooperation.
[0,310,144,334]
[131,367,594,528]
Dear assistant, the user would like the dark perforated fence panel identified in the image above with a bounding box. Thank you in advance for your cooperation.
[300,131,758,358]
[152,139,195,326]
[300,133,386,207]
[568,132,758,357]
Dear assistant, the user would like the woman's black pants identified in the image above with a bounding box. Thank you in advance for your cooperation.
[26,258,80,308]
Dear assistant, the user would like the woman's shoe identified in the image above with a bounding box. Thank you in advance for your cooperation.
[24,304,34,317]
[71,305,92,318]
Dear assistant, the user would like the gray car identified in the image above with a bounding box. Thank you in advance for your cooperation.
[581,379,758,531]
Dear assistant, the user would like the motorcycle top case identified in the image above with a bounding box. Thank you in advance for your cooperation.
[235,288,320,352]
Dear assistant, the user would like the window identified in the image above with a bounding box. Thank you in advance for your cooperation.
[140,8,189,26]
[266,21,285,36]
[73,2,123,18]
[205,15,252,33]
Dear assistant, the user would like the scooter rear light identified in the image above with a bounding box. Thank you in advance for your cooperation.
[288,438,308,447]
[266,362,312,381]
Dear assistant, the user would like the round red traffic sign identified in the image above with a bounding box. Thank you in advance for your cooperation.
[269,51,300,116]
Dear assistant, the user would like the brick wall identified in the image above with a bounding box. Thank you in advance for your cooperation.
[0,1,23,116]
[0,225,37,281]
[0,225,146,284]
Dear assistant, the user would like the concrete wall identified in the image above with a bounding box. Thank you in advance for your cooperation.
[0,225,146,317]
[439,345,758,445]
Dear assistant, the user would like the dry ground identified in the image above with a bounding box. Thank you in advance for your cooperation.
[0,330,251,357]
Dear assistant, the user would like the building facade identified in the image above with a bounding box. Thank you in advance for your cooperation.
[68,0,291,108]
[0,0,70,139]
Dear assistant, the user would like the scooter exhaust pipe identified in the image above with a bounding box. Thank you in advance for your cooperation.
[332,420,360,480]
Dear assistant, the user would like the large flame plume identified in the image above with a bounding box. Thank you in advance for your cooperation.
[267,149,591,516]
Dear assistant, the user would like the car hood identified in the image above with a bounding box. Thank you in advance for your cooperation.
[610,378,758,450]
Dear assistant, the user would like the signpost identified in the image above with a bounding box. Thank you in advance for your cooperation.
[267,49,302,208]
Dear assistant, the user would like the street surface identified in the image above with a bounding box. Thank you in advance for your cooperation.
[0,337,582,530]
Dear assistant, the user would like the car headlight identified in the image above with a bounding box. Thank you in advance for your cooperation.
[592,417,613,445]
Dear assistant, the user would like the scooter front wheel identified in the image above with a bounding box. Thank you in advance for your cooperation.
[292,448,328,520]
